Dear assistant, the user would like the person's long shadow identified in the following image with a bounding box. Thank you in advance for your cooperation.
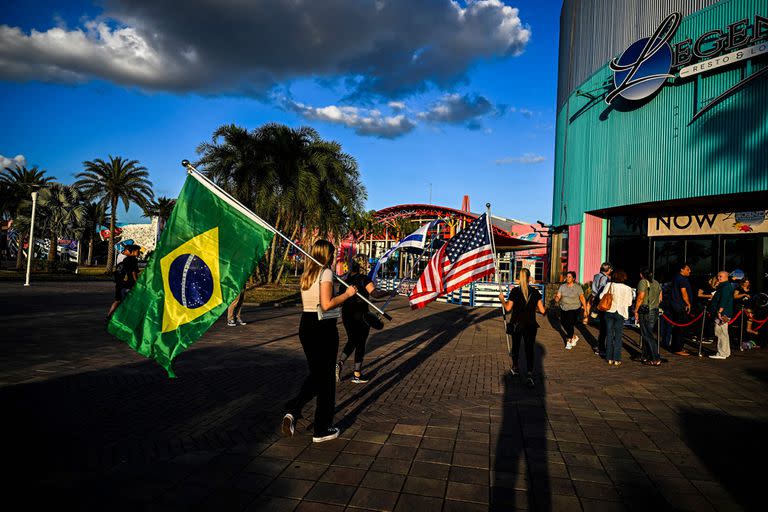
[2,344,305,478]
[335,306,496,429]
[492,337,551,510]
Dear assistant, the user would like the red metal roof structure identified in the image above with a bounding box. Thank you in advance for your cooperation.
[374,204,545,251]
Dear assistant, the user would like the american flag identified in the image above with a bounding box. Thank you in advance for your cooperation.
[409,213,496,309]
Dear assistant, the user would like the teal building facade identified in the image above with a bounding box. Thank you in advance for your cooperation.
[553,0,768,290]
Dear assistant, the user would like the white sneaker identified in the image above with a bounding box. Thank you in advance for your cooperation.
[313,427,340,443]
[572,335,579,345]
[565,341,573,350]
[708,354,727,360]
[281,414,295,437]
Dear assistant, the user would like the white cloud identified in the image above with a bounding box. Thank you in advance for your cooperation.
[388,101,406,111]
[0,0,531,98]
[286,100,416,139]
[418,93,497,128]
[0,154,26,170]
[495,153,545,165]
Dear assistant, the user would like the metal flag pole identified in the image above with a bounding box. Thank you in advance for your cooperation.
[485,203,512,357]
[181,160,392,321]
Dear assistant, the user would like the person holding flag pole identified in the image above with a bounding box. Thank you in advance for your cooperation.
[484,204,513,368]
[107,160,391,381]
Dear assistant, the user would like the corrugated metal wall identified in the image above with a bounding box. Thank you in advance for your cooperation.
[582,214,604,282]
[554,0,768,226]
[558,0,721,109]
[567,223,581,273]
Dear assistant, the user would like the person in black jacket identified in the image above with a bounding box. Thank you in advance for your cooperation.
[336,259,389,384]
[499,268,547,387]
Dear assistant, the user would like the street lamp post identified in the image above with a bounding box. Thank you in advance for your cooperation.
[24,188,39,287]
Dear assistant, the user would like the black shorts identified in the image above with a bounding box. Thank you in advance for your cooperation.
[114,286,130,301]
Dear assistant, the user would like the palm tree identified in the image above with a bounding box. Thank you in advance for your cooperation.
[78,201,108,266]
[36,184,85,267]
[0,165,56,269]
[143,196,176,223]
[75,156,153,272]
[197,123,367,284]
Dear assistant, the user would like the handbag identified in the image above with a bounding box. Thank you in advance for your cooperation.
[363,311,384,330]
[315,271,341,320]
[596,284,613,312]
[316,304,341,320]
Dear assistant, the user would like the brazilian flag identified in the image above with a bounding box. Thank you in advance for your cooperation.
[108,174,274,377]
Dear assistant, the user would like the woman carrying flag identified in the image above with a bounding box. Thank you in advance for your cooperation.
[282,240,357,443]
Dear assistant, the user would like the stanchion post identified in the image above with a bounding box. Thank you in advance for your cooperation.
[657,308,662,357]
[698,310,705,357]
[739,305,745,350]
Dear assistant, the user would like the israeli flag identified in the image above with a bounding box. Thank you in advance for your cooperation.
[369,219,442,283]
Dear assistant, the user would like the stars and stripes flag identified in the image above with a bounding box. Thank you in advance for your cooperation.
[408,213,496,309]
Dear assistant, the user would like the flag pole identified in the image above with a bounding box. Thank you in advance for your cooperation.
[181,160,392,321]
[485,203,512,358]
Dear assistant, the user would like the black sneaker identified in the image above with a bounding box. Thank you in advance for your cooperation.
[351,374,368,384]
[313,427,340,443]
[281,413,295,437]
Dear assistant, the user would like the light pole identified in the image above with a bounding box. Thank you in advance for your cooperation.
[24,187,40,287]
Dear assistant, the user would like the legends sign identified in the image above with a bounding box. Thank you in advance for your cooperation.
[649,211,768,236]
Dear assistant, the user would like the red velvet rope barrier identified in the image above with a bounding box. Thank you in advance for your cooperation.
[661,311,704,327]
[727,310,742,325]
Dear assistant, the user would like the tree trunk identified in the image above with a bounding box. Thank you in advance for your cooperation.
[275,220,301,284]
[266,210,282,284]
[87,234,94,266]
[107,198,117,273]
[15,234,25,270]
[47,230,57,269]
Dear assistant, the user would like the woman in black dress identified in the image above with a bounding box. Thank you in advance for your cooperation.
[499,268,547,387]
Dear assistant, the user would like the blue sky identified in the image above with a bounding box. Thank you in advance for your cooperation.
[0,0,562,225]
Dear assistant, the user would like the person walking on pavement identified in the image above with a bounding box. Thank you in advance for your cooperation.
[669,262,694,356]
[336,259,388,384]
[555,271,587,350]
[282,240,357,443]
[634,268,662,365]
[600,269,633,367]
[107,244,141,319]
[226,291,246,327]
[499,268,547,387]
[709,271,735,360]
[591,262,612,356]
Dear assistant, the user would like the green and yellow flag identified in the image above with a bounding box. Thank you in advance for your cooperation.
[108,174,274,377]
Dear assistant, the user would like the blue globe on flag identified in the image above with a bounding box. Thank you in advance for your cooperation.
[168,254,214,309]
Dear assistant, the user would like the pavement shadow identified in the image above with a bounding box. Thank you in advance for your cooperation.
[334,306,492,429]
[2,345,306,481]
[492,335,551,510]
[679,408,766,511]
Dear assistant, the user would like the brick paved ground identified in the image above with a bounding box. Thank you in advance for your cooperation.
[3,281,767,511]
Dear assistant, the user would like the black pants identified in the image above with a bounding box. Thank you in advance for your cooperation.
[560,309,579,339]
[285,313,339,435]
[342,313,370,365]
[597,311,607,353]
[511,325,537,373]
[669,307,689,352]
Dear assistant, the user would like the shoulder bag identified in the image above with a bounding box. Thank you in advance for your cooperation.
[596,284,613,312]
[315,271,341,320]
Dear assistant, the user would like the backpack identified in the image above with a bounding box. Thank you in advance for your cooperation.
[113,260,128,284]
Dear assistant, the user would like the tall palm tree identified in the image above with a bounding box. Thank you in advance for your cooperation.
[77,201,108,266]
[75,156,153,272]
[36,184,85,267]
[0,165,56,269]
[143,196,176,223]
[196,123,366,284]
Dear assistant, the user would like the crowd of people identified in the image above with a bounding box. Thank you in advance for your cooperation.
[550,261,766,366]
[106,237,765,443]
